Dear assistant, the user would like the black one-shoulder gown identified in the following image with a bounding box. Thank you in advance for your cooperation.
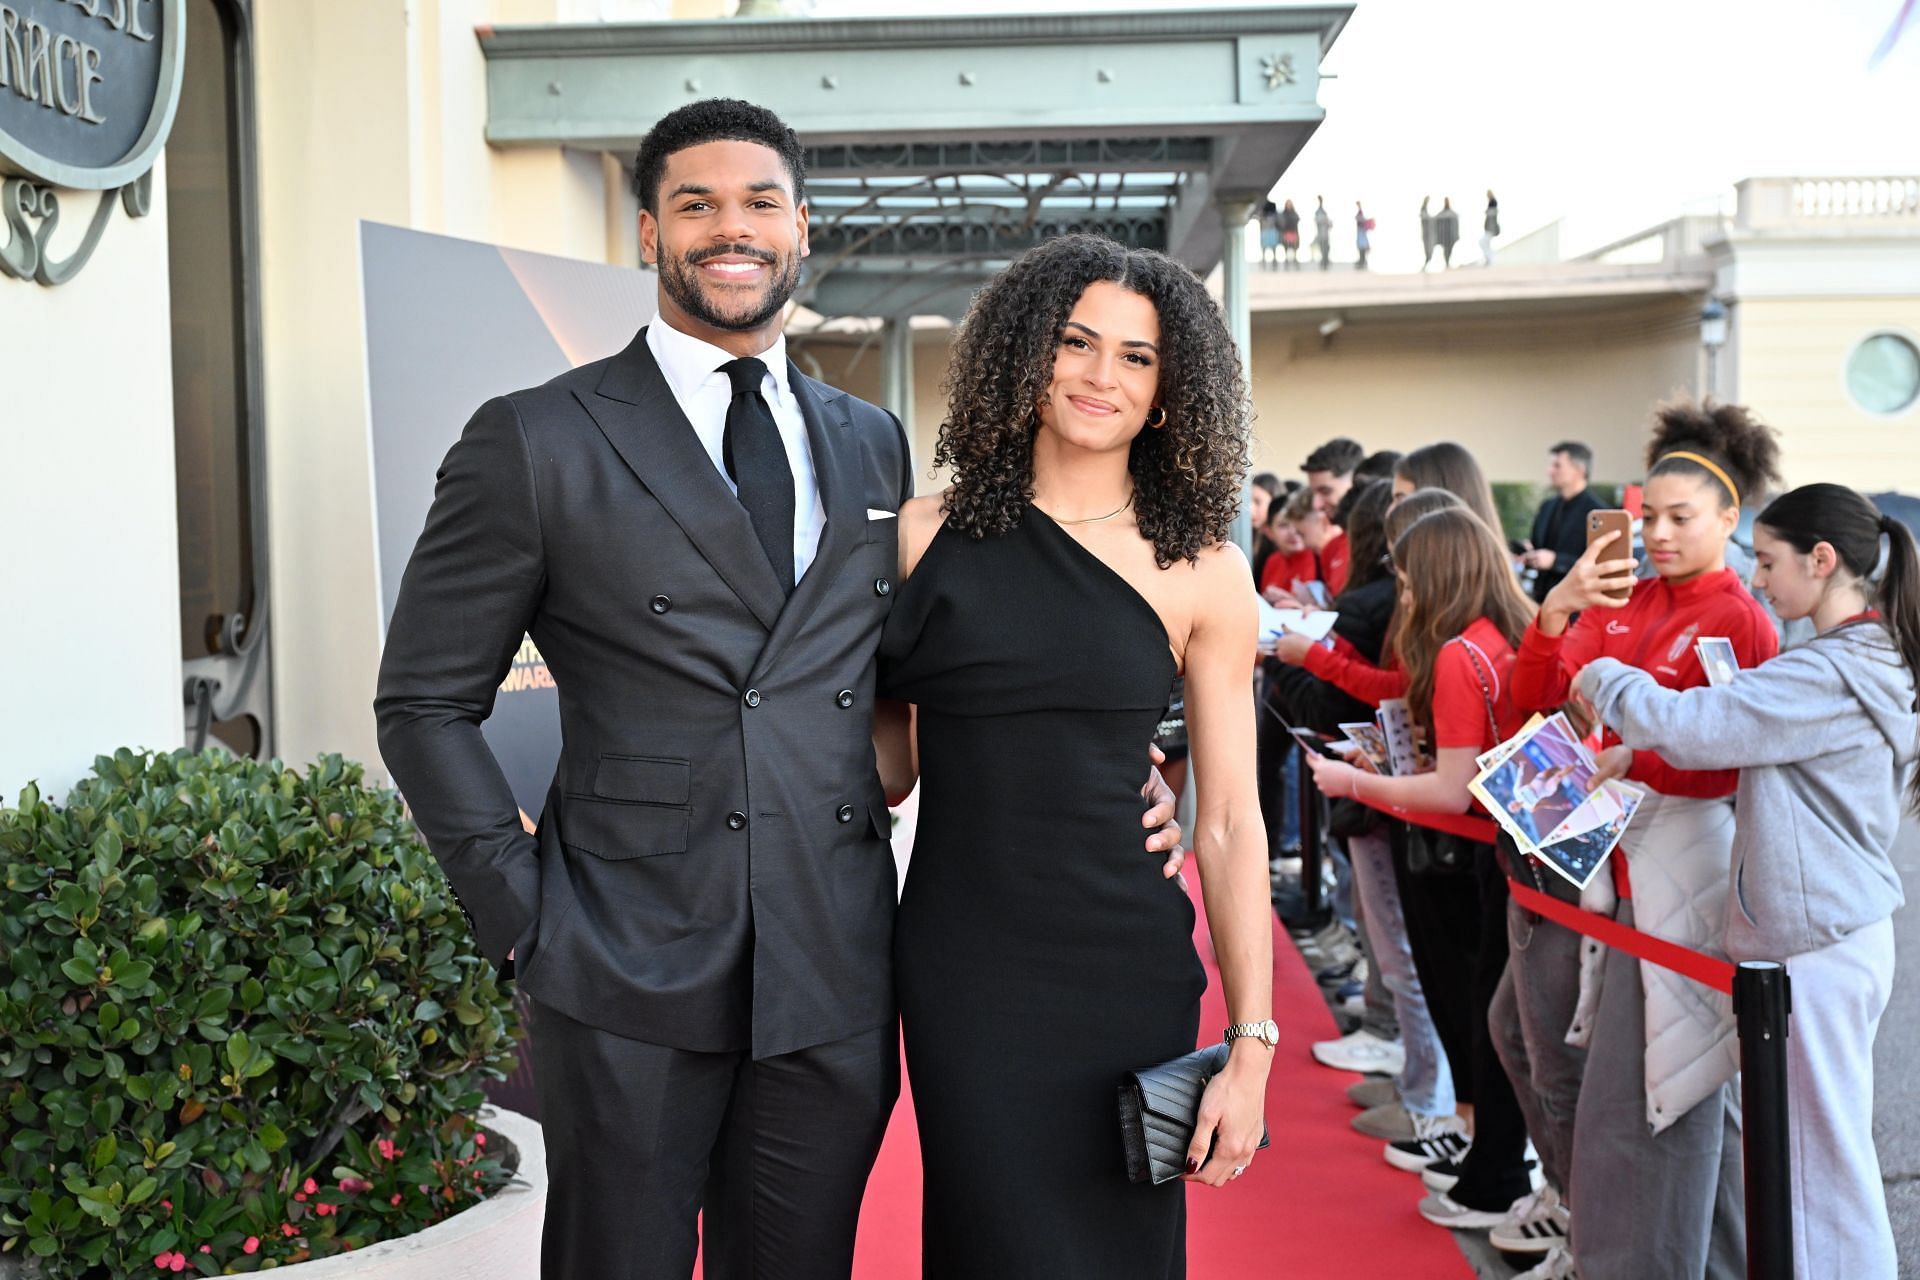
[880,509,1207,1278]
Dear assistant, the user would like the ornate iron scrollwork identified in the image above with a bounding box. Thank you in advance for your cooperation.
[0,171,154,287]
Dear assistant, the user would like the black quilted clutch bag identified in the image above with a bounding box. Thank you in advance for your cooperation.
[1117,1042,1271,1184]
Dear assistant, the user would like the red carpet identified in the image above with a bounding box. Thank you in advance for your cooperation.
[700,858,1471,1277]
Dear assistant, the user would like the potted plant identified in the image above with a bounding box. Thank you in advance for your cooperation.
[0,750,534,1277]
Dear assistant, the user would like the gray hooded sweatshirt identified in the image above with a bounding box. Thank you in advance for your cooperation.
[1578,619,1913,962]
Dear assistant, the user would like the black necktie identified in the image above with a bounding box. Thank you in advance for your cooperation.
[719,356,796,593]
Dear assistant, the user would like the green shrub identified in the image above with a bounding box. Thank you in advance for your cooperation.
[1490,481,1543,546]
[0,750,520,1276]
[1492,480,1629,547]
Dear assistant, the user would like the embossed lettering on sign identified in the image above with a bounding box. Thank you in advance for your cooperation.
[0,0,180,284]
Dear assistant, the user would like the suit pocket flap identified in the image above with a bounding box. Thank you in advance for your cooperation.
[593,754,690,805]
[560,797,690,860]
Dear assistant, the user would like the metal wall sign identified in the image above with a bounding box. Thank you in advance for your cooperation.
[0,0,185,284]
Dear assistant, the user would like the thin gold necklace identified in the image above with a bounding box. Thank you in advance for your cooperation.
[1041,491,1135,526]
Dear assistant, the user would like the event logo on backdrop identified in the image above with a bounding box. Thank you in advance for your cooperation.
[362,221,657,825]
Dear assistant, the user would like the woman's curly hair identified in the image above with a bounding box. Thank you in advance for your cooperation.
[934,234,1251,566]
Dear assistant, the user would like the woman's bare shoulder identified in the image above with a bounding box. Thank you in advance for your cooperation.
[1188,539,1254,592]
[1182,540,1256,635]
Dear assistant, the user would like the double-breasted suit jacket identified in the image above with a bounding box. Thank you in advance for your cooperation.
[375,329,913,1060]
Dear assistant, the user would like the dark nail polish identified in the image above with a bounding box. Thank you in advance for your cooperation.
[1184,1157,1200,1176]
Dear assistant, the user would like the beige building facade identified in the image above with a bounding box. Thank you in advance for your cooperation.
[821,177,1920,499]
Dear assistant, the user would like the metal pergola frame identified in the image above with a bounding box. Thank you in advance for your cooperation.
[476,5,1351,475]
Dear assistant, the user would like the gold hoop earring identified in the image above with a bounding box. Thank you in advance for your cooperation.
[1145,406,1168,430]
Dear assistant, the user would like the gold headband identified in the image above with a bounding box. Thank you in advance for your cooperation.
[1656,451,1740,510]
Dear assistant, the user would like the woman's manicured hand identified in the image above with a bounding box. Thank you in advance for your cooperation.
[1183,1049,1269,1187]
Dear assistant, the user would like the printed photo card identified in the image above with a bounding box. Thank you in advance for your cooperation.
[1470,711,1643,890]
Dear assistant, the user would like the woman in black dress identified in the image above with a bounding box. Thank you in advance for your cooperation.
[874,235,1274,1277]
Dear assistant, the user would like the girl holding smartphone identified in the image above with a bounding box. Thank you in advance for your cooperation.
[1578,484,1916,1279]
[1510,401,1782,1280]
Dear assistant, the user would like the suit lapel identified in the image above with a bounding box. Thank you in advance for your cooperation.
[751,367,862,678]
[576,330,786,631]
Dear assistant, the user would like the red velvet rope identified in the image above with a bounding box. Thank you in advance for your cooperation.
[1505,880,1736,995]
[1350,793,1502,844]
[1345,793,1736,995]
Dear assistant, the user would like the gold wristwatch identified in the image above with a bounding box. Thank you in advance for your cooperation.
[1224,1019,1280,1049]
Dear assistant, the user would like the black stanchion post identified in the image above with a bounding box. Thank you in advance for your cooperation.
[1733,959,1794,1280]
[1297,746,1324,918]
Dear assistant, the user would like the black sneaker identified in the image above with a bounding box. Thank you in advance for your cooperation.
[1420,1156,1464,1193]
[1315,957,1359,985]
[1384,1115,1470,1173]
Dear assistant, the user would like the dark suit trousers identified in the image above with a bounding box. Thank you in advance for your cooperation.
[530,1000,899,1280]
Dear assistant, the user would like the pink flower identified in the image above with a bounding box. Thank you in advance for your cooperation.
[159,1199,172,1211]
[243,1237,260,1255]
[199,1244,211,1253]
[281,1223,299,1237]
[152,1253,188,1272]
[315,1202,336,1217]
[389,1193,403,1206]
[375,1138,401,1161]
[339,1177,372,1193]
[303,1177,318,1194]
[474,1133,486,1147]
[294,1192,308,1202]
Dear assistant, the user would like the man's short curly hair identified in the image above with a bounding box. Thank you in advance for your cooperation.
[935,234,1252,567]
[632,99,806,214]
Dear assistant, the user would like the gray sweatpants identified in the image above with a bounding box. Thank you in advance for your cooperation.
[1569,901,1745,1280]
[1783,916,1897,1279]
[1489,897,1589,1196]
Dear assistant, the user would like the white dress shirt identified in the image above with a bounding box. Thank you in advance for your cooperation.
[647,316,825,581]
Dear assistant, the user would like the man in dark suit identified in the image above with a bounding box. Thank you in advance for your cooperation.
[375,100,1179,1279]
[1524,440,1605,603]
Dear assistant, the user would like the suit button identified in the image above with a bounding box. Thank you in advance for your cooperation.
[874,578,891,596]
[836,689,855,708]
[743,689,762,707]
[651,595,671,614]
[837,804,855,824]
[727,811,747,830]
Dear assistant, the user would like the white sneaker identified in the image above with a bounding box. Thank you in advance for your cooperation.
[1310,1029,1406,1075]
[1490,1185,1570,1255]
[1514,1245,1578,1279]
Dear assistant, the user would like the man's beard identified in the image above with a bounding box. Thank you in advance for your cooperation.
[658,244,801,332]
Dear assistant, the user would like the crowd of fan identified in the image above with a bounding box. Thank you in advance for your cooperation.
[1241,413,1916,1280]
